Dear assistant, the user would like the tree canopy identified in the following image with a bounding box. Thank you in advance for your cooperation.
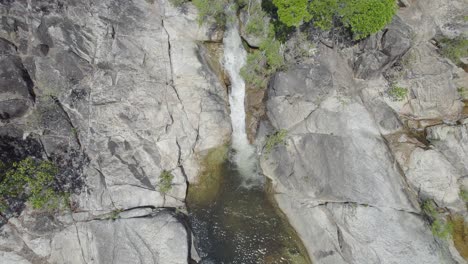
[274,0,397,39]
[273,0,312,27]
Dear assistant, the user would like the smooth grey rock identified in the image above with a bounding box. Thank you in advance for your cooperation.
[406,148,463,210]
[48,212,189,264]
[261,47,457,262]
[276,197,454,264]
[427,123,468,176]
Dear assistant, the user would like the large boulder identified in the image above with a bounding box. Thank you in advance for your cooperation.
[260,48,457,263]
[0,209,190,264]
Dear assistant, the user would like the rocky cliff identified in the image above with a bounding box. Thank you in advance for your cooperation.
[0,0,230,263]
[0,0,467,263]
[259,0,468,263]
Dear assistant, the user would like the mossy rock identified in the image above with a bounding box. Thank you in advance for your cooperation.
[451,214,468,260]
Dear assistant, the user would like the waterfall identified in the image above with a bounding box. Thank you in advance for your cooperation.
[223,13,258,182]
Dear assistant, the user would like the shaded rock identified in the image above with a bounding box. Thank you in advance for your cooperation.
[354,17,412,79]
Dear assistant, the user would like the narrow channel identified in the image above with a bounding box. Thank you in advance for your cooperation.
[186,11,311,264]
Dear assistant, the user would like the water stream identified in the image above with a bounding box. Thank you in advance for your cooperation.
[222,14,258,184]
[187,12,310,264]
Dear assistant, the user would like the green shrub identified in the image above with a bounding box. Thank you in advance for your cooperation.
[277,0,396,39]
[241,27,285,89]
[387,84,408,101]
[193,0,228,26]
[245,1,269,36]
[422,200,454,239]
[309,0,338,30]
[431,218,454,239]
[439,37,468,66]
[260,36,285,70]
[241,50,270,88]
[0,158,61,211]
[338,0,396,40]
[273,0,312,27]
[159,170,174,194]
[264,129,288,154]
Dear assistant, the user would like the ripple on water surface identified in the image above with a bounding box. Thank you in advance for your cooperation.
[187,159,311,264]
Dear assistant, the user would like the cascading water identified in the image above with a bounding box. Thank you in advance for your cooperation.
[186,8,311,264]
[223,11,258,181]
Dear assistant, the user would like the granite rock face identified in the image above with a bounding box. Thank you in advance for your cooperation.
[0,0,230,262]
[259,0,468,262]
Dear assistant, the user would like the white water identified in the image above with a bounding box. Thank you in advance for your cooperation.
[223,14,258,181]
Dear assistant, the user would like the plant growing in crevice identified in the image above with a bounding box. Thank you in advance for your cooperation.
[438,37,468,67]
[387,84,408,101]
[422,200,454,239]
[109,209,123,220]
[159,170,174,194]
[264,129,288,154]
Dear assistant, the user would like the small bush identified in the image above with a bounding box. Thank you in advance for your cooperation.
[159,170,174,194]
[264,129,288,154]
[439,37,468,66]
[387,84,408,101]
[0,158,61,211]
[241,27,285,89]
[338,0,396,40]
[431,218,454,239]
[422,200,454,239]
[193,0,228,26]
[273,0,312,27]
[245,1,269,36]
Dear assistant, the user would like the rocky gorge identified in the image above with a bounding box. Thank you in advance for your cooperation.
[0,0,467,263]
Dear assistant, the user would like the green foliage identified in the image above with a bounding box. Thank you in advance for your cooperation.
[245,1,268,36]
[260,35,285,70]
[422,200,454,239]
[387,84,408,101]
[241,26,285,89]
[460,189,468,202]
[309,0,338,30]
[159,170,174,194]
[278,0,396,39]
[273,0,312,27]
[438,37,468,66]
[338,0,396,40]
[422,200,438,218]
[168,0,188,7]
[0,158,60,211]
[110,209,122,220]
[431,218,454,239]
[241,51,270,88]
[264,129,288,154]
[193,0,228,26]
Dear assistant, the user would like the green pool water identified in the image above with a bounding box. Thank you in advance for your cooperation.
[187,156,311,264]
